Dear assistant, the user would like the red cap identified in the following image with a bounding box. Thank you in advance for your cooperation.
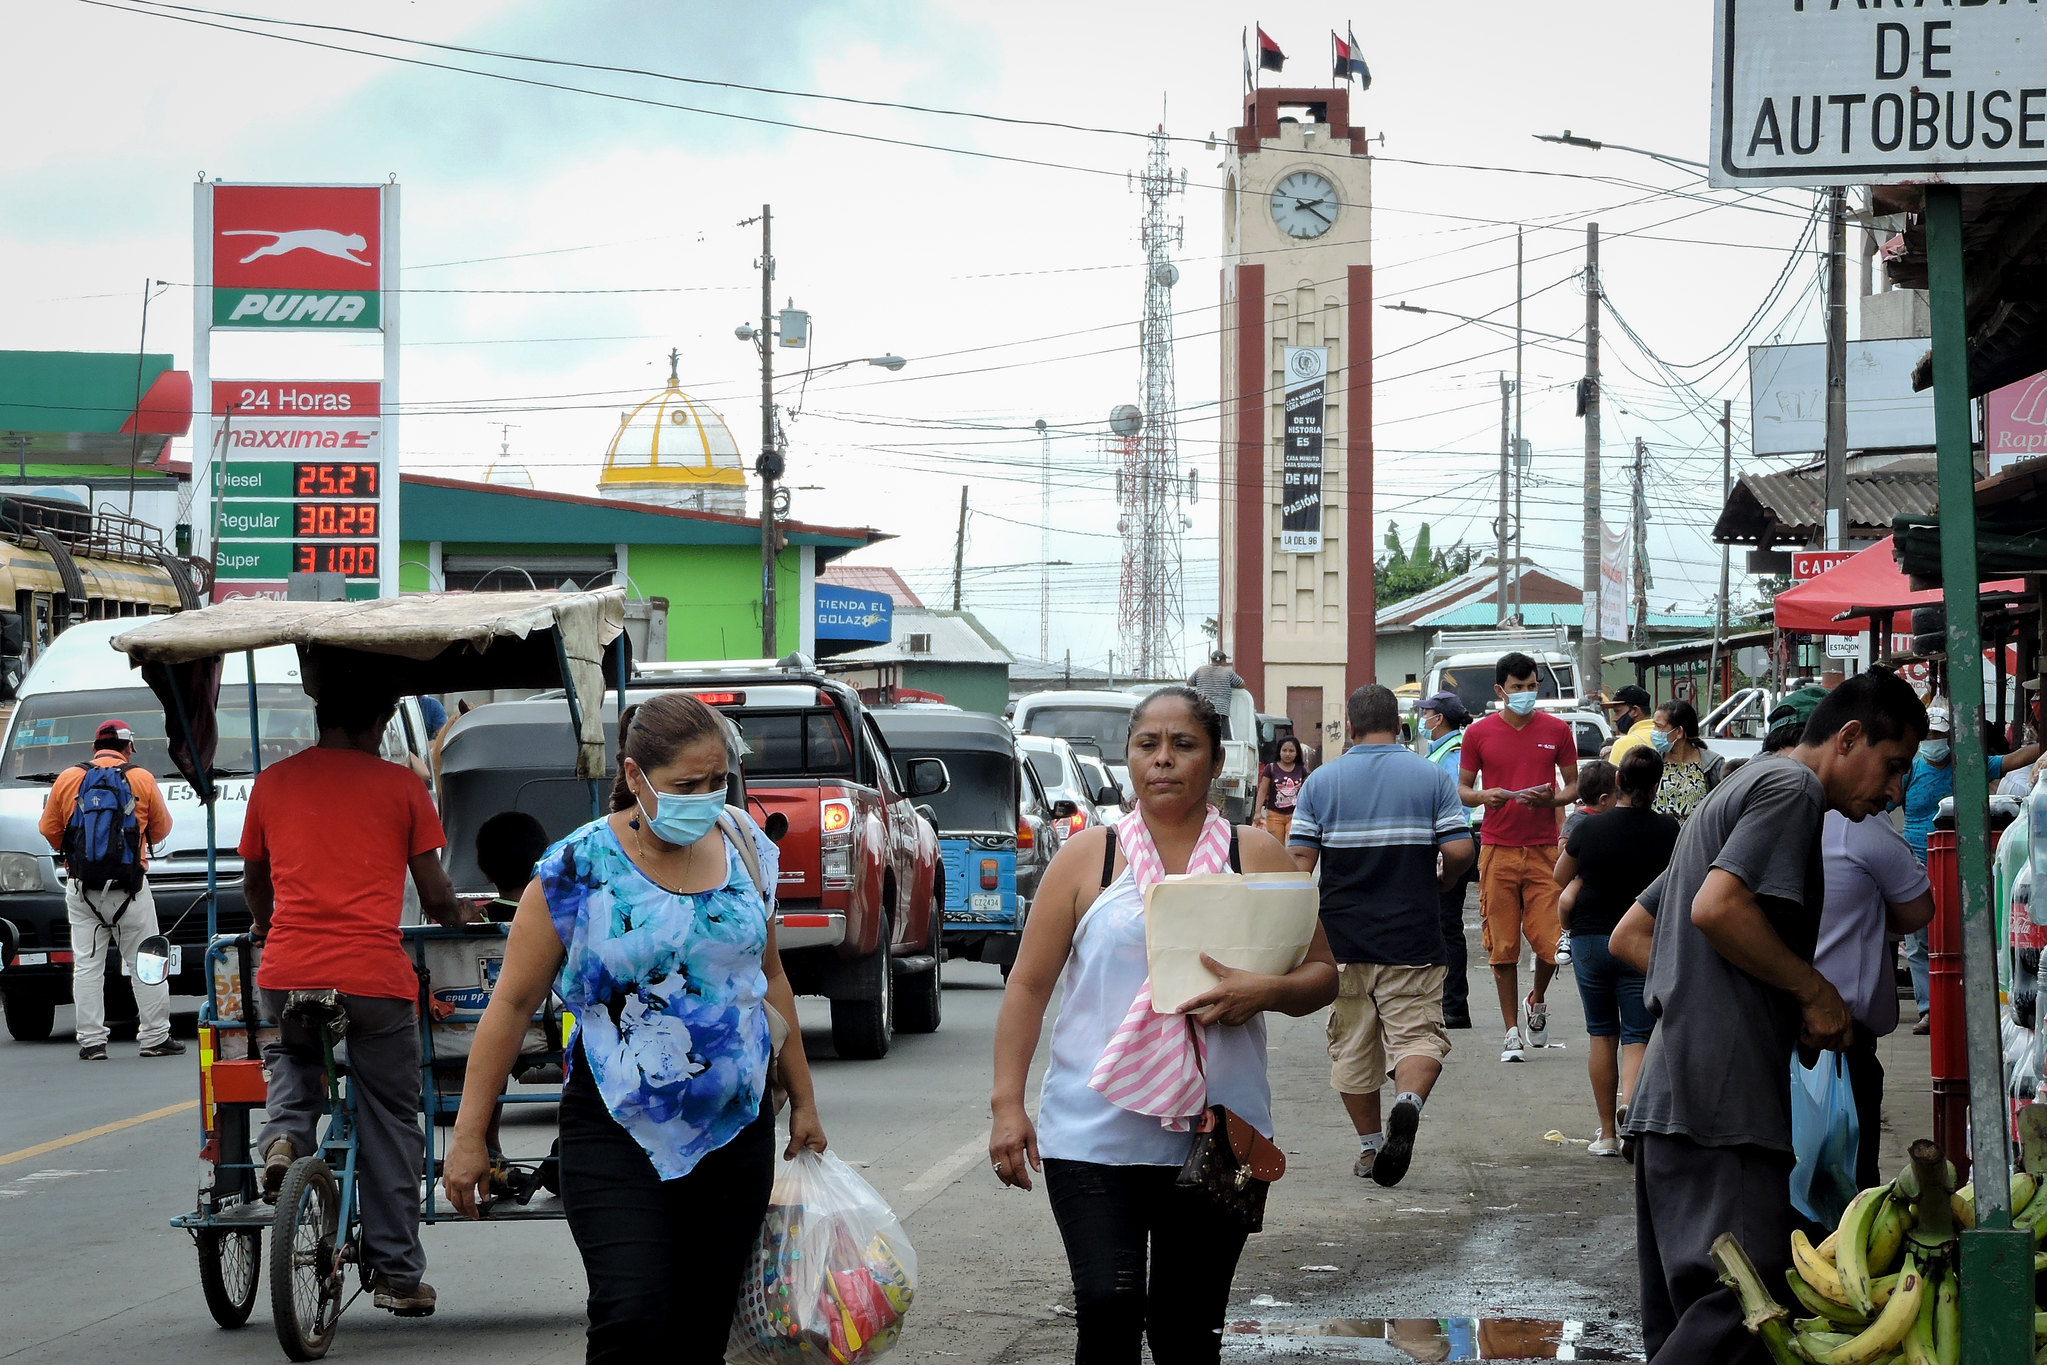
[95,719,134,746]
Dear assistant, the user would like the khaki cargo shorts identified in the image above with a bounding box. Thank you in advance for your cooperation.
[1326,962,1451,1095]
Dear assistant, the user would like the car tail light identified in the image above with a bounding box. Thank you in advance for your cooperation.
[1062,811,1090,836]
[821,799,854,889]
[1017,821,1035,853]
[980,858,999,891]
[821,801,853,836]
[694,691,744,706]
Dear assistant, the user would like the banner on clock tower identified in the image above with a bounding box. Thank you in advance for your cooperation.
[1281,347,1327,555]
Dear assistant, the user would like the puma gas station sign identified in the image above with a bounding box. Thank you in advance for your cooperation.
[205,184,384,328]
[1711,2,2047,187]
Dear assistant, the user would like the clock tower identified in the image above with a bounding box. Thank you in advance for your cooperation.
[1218,85,1374,762]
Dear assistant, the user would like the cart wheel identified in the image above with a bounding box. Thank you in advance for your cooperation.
[268,1157,342,1361]
[197,1226,261,1327]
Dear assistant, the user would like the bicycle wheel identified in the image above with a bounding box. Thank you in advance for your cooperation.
[197,1226,262,1328]
[268,1157,342,1361]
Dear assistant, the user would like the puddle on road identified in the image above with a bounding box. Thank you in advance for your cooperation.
[1224,1316,1635,1360]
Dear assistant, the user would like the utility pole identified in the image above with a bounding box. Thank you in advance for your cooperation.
[1036,417,1051,663]
[1513,225,1525,623]
[753,204,781,658]
[951,485,968,611]
[1580,224,1603,697]
[1631,437,1649,648]
[1823,186,1849,550]
[1495,373,1511,625]
[1708,400,1733,708]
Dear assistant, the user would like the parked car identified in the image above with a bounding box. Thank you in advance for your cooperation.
[0,619,433,1041]
[1210,688,1261,822]
[1012,690,1140,795]
[1075,753,1125,814]
[619,661,947,1058]
[1015,734,1107,849]
[871,708,1047,977]
[1546,708,1617,761]
[1257,713,1295,766]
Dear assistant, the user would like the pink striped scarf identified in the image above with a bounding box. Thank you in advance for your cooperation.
[1086,807,1234,1131]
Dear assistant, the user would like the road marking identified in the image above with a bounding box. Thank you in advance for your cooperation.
[902,1133,988,1196]
[0,1101,195,1167]
[0,1168,107,1199]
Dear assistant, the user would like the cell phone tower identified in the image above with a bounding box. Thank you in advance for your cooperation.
[1119,125,1188,681]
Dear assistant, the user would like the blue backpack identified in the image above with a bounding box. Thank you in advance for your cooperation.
[63,762,144,898]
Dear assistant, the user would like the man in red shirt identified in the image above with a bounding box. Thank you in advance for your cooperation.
[38,719,180,1061]
[241,686,464,1319]
[1458,652,1579,1064]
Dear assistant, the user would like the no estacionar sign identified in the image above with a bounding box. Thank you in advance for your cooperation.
[1711,0,2047,187]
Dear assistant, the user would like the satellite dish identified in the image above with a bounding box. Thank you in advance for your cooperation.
[1153,262,1180,289]
[1109,404,1143,438]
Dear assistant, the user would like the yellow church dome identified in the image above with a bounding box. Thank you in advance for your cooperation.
[600,352,747,507]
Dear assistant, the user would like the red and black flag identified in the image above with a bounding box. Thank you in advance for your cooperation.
[1257,26,1285,73]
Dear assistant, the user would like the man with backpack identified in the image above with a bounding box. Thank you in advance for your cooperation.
[37,718,181,1061]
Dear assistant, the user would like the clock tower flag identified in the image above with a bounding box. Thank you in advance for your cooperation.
[1336,26,1370,88]
[1257,26,1285,73]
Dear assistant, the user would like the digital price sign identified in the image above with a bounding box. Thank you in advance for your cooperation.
[208,402,392,602]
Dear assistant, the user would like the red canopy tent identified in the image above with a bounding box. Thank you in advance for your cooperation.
[1772,536,2026,634]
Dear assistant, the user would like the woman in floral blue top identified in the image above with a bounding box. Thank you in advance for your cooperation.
[444,692,826,1362]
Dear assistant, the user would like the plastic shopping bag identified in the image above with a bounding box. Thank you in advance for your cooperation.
[1789,1050,1860,1228]
[727,1149,918,1365]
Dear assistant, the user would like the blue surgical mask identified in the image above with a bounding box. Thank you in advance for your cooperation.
[634,781,728,846]
[1503,691,1539,717]
[1920,739,1950,764]
[1650,728,1673,754]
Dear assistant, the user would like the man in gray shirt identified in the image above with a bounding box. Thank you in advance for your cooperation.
[1608,669,1926,1365]
[1188,651,1245,736]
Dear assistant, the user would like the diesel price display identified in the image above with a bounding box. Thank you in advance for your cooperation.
[294,462,378,496]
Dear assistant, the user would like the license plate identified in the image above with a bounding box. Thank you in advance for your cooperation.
[970,893,1001,915]
[15,952,46,966]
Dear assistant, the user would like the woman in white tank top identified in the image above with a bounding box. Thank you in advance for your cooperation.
[988,686,1338,1364]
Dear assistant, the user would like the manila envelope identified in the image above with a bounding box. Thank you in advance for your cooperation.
[1143,872,1320,1014]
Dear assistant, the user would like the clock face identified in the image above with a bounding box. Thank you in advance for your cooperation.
[1270,171,1339,239]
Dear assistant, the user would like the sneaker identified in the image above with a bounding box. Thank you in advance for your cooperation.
[1523,991,1549,1049]
[1500,1027,1525,1063]
[138,1038,187,1058]
[1371,1097,1422,1187]
[1588,1132,1622,1158]
[1353,1148,1377,1179]
[78,1043,107,1061]
[368,1272,436,1317]
[1555,939,1573,965]
[1443,1014,1473,1031]
[261,1139,295,1198]
[1913,1012,1931,1036]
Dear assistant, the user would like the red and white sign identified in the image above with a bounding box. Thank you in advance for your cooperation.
[211,381,380,417]
[1985,370,2047,476]
[1793,551,1854,582]
[212,185,382,290]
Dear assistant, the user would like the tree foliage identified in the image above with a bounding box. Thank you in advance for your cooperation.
[1375,521,1475,608]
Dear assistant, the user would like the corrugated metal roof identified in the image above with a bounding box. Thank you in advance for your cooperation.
[830,607,1013,667]
[1713,461,1940,545]
[1422,601,1714,630]
[817,563,924,608]
[1378,561,1581,630]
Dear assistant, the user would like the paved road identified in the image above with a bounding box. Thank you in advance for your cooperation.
[0,935,1941,1364]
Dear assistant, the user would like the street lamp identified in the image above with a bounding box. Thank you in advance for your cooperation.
[1532,130,1709,172]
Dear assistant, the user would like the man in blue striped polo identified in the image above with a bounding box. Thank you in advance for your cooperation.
[1289,684,1476,1187]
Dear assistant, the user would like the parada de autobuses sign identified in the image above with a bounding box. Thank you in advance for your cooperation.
[207,184,383,329]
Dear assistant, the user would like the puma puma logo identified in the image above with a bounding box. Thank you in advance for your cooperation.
[220,228,371,266]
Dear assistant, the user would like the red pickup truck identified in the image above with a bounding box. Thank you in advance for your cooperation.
[633,664,948,1059]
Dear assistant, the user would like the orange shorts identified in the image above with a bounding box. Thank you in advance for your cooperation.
[1478,843,1562,968]
[1262,809,1293,842]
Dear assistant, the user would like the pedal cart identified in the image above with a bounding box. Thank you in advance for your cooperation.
[109,588,629,1361]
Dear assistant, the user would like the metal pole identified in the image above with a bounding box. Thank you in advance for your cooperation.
[1037,418,1051,663]
[245,649,262,775]
[952,486,968,611]
[1581,224,1603,699]
[1709,401,1732,709]
[1823,186,1849,551]
[1633,438,1648,647]
[758,205,778,658]
[126,279,152,518]
[1514,226,1525,622]
[1926,183,2032,1362]
[1496,373,1510,625]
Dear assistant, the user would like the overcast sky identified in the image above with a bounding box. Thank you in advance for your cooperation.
[0,1,1828,673]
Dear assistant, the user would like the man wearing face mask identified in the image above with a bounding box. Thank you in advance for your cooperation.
[240,685,467,1318]
[1600,685,1657,764]
[1896,703,2040,1030]
[1416,693,1479,1029]
[1458,653,1579,1063]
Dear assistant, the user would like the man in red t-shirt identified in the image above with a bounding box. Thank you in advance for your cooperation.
[241,686,463,1318]
[1458,652,1579,1065]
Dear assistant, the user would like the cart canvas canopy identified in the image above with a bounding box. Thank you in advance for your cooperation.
[108,587,628,792]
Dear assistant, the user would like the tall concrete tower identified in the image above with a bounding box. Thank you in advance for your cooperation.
[1218,85,1374,761]
[1121,127,1189,680]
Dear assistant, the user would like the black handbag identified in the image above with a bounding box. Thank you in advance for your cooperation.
[1176,1104,1287,1234]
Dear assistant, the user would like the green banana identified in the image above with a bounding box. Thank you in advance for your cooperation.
[1932,1267,1958,1365]
[1899,1268,1938,1365]
[1794,1228,1856,1308]
[1798,1255,1925,1365]
[1868,1196,1912,1276]
[1837,1185,1891,1317]
[1789,1268,1869,1326]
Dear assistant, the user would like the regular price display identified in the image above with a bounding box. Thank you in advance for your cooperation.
[293,462,379,497]
[293,543,379,577]
[292,502,378,538]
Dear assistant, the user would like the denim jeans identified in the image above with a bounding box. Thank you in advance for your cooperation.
[1043,1159,1248,1364]
[1569,932,1652,1044]
[1905,928,1930,1016]
[558,1042,774,1364]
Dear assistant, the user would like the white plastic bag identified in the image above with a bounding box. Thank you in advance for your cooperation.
[726,1149,917,1365]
